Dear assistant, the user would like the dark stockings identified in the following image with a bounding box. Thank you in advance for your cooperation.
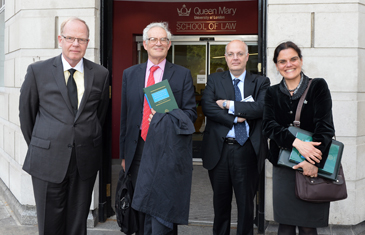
[278,224,318,235]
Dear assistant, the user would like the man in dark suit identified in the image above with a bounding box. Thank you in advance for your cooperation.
[19,17,109,235]
[119,22,196,234]
[201,40,270,235]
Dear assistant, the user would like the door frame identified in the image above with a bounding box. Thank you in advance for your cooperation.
[99,0,267,230]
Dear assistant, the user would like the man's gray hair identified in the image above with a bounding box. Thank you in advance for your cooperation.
[143,22,172,43]
[61,17,90,38]
[225,40,249,55]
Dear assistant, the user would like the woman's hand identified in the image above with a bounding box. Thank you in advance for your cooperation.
[293,161,319,177]
[292,138,322,164]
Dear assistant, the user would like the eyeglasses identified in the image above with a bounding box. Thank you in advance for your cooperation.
[147,37,169,45]
[62,35,89,45]
[226,52,247,58]
[277,56,300,66]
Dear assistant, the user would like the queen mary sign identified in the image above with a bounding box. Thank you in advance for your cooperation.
[114,0,258,35]
[174,1,258,34]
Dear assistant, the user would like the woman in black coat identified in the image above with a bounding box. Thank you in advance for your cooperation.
[262,41,335,235]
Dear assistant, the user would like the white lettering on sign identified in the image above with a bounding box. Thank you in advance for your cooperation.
[219,7,236,16]
[176,21,236,32]
[176,4,239,32]
[181,6,237,16]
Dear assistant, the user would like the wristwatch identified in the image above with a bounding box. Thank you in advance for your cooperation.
[223,100,227,109]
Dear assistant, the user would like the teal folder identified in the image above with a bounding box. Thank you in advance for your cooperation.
[143,80,178,113]
[277,126,344,180]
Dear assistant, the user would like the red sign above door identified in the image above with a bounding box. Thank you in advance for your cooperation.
[114,1,258,35]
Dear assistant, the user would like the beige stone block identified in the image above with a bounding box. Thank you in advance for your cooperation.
[329,180,356,225]
[3,125,15,159]
[265,174,274,221]
[358,100,365,136]
[19,17,55,49]
[4,59,15,87]
[4,0,15,21]
[332,101,357,137]
[359,49,365,92]
[300,50,357,93]
[4,25,8,54]
[354,179,365,223]
[9,163,22,201]
[315,12,358,48]
[19,172,35,205]
[0,92,9,120]
[19,0,97,9]
[339,138,356,181]
[8,20,20,53]
[360,12,365,49]
[267,12,311,48]
[0,152,9,187]
[355,141,365,179]
[15,131,27,165]
[8,92,20,126]
[0,123,3,149]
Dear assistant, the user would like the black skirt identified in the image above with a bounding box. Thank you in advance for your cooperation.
[272,166,330,228]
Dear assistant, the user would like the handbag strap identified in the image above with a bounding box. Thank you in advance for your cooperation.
[293,79,312,127]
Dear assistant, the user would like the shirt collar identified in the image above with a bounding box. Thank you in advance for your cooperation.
[229,70,246,83]
[147,59,166,72]
[61,54,84,73]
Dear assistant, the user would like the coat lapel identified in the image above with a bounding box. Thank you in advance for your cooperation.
[221,71,235,100]
[162,60,174,82]
[244,72,255,99]
[138,63,148,105]
[52,55,74,115]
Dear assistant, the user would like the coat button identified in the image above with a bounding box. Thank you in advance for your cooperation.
[289,111,293,114]
[68,144,73,148]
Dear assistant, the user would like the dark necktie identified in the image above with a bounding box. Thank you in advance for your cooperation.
[233,78,248,146]
[141,66,158,141]
[67,69,78,115]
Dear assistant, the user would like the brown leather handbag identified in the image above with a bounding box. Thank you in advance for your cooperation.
[293,79,347,203]
[295,165,347,202]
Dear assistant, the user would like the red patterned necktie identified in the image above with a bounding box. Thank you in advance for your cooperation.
[141,66,159,141]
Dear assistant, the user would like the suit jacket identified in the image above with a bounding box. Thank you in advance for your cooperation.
[19,54,109,183]
[119,60,197,174]
[201,71,270,173]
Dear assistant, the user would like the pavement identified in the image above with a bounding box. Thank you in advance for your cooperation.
[0,163,267,235]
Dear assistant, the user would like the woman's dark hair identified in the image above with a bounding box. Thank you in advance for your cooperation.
[273,41,302,64]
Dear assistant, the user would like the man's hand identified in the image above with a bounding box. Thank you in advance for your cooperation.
[148,108,156,123]
[237,117,246,123]
[216,99,230,109]
[121,159,125,171]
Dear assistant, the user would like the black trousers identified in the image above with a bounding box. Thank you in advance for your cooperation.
[32,148,97,235]
[208,139,259,235]
[129,135,177,235]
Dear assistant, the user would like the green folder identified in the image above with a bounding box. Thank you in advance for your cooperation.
[277,126,344,180]
[143,80,178,113]
[289,132,336,175]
